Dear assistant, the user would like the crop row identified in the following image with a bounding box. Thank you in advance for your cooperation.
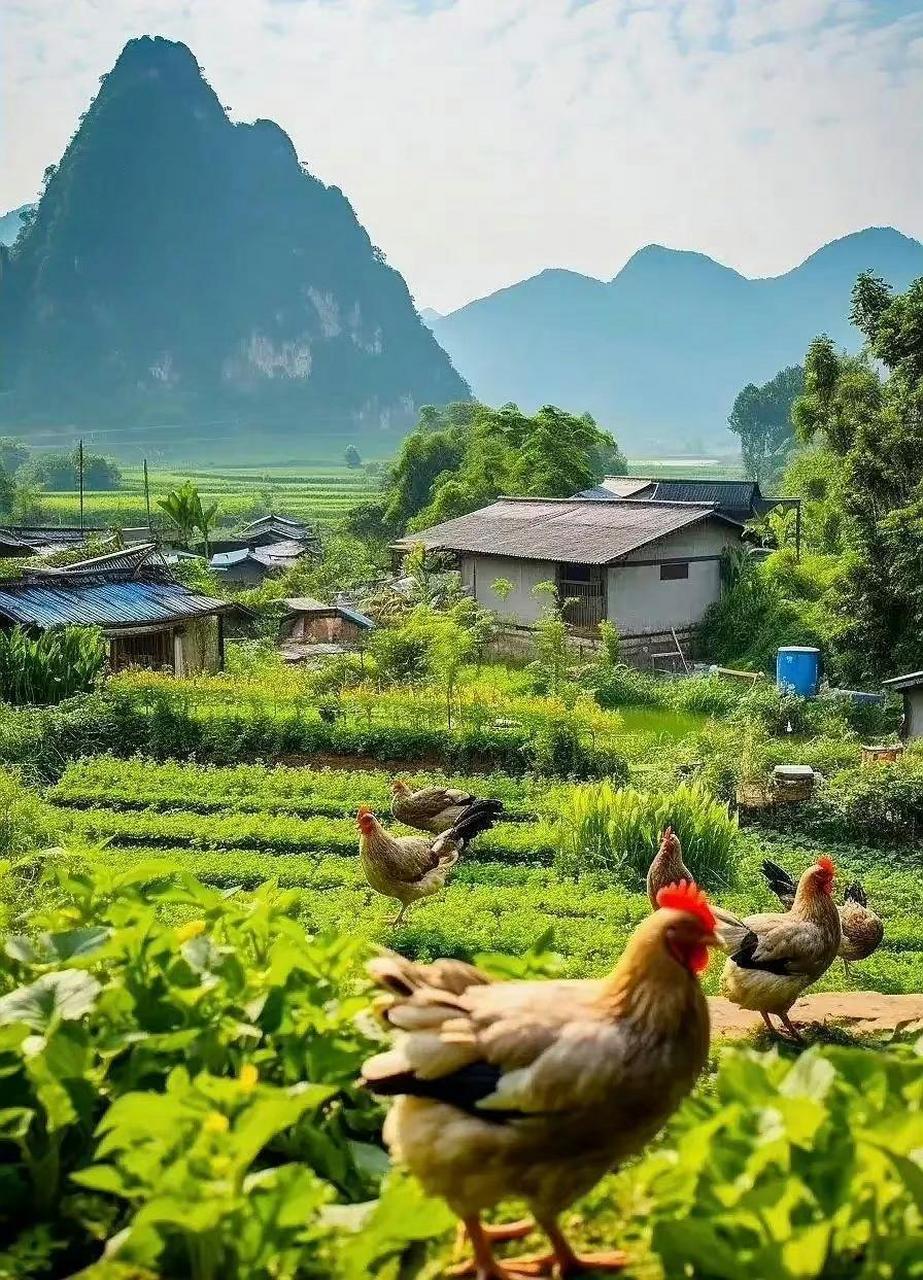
[49,757,542,817]
[64,806,559,864]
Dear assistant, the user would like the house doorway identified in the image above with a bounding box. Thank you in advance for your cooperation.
[559,564,605,630]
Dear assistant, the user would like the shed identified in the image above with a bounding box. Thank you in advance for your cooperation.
[0,544,238,676]
[881,671,923,741]
[210,540,309,588]
[279,596,375,656]
[0,525,108,559]
[393,496,742,640]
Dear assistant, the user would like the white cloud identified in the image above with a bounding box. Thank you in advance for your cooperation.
[2,0,922,311]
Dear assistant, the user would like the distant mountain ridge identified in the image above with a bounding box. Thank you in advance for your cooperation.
[430,227,923,451]
[0,37,467,459]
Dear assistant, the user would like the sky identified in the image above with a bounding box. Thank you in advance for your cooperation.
[3,0,923,313]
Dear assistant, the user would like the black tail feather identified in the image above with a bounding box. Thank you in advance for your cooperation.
[761,858,797,905]
[447,799,502,845]
[844,881,868,907]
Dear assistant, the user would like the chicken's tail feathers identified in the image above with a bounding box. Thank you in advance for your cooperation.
[844,880,868,907]
[367,953,489,999]
[712,904,757,956]
[444,799,502,846]
[761,858,797,907]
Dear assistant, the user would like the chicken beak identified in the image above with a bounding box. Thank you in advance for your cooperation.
[703,929,722,949]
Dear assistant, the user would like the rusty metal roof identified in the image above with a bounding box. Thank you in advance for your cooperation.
[395,497,739,565]
[0,578,230,630]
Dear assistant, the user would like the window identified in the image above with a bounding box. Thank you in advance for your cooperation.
[660,561,689,581]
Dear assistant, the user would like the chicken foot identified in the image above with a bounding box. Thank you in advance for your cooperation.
[760,1011,805,1045]
[390,902,410,927]
[483,1218,628,1278]
[449,1217,549,1279]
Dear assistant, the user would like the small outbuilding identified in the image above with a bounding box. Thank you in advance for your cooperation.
[882,671,923,741]
[0,544,239,676]
[278,596,375,661]
[210,541,309,588]
[393,497,743,646]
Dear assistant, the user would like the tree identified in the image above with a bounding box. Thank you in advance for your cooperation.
[791,271,923,680]
[19,449,121,491]
[0,438,28,475]
[728,365,804,485]
[158,481,219,556]
[379,400,624,537]
[344,445,361,469]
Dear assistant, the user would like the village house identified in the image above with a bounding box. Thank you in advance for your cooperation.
[393,496,743,652]
[576,477,801,554]
[277,596,376,662]
[210,540,308,588]
[0,544,239,675]
[0,525,109,559]
[882,671,923,741]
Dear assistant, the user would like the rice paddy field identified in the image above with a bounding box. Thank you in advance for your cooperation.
[36,461,381,530]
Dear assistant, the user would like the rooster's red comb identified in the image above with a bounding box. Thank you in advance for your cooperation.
[656,880,716,932]
[817,856,835,876]
[357,805,372,817]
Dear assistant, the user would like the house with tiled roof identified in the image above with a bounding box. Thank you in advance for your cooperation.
[392,496,744,640]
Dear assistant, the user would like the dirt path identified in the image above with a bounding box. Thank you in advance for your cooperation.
[709,992,923,1038]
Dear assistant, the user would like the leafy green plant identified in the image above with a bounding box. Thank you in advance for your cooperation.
[0,625,106,706]
[552,780,740,891]
[632,1040,923,1279]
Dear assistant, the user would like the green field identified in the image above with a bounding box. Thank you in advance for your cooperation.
[36,461,381,531]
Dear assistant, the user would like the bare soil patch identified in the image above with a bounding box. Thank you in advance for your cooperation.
[709,992,923,1038]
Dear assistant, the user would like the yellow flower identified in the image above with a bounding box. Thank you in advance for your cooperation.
[203,1111,229,1135]
[176,919,206,943]
[238,1063,259,1094]
[210,1155,232,1176]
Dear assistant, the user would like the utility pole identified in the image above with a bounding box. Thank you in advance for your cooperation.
[78,439,85,532]
[143,459,152,535]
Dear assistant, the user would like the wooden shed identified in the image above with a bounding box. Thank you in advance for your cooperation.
[278,596,375,657]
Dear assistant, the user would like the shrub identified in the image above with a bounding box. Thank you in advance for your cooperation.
[525,719,628,781]
[807,753,923,843]
[0,767,64,859]
[0,625,106,706]
[633,1041,923,1279]
[552,780,740,891]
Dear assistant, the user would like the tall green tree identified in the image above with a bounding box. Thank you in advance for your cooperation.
[792,272,923,679]
[728,365,804,485]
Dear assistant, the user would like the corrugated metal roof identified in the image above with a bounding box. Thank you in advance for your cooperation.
[577,478,655,499]
[212,540,307,571]
[882,671,923,691]
[0,579,230,629]
[30,544,160,578]
[395,497,738,565]
[281,596,375,629]
[0,525,106,549]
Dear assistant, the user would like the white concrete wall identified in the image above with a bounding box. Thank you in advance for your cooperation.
[462,554,554,625]
[607,559,721,634]
[619,521,737,562]
[906,689,923,740]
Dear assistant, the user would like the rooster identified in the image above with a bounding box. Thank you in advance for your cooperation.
[391,779,505,836]
[716,856,841,1041]
[361,881,719,1279]
[761,859,884,977]
[357,802,500,926]
[646,826,692,908]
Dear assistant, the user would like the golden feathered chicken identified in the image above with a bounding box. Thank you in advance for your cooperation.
[646,826,692,908]
[717,856,841,1041]
[361,881,720,1279]
[357,802,499,926]
[391,779,505,835]
[761,859,884,976]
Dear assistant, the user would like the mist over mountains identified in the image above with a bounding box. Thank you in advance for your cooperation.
[0,37,467,460]
[428,227,923,452]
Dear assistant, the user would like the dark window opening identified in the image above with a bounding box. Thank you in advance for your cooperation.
[660,562,689,581]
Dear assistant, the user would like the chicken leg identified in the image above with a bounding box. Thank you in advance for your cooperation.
[487,1218,628,1277]
[450,1218,550,1279]
[391,902,409,927]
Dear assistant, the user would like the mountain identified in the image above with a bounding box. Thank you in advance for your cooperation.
[419,307,442,326]
[0,37,468,460]
[0,205,35,248]
[430,227,923,451]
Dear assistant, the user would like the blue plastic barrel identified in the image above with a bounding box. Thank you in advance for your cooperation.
[776,646,821,697]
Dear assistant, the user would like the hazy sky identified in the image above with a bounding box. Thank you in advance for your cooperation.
[4,0,923,312]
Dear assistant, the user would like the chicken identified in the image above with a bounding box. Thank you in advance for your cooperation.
[361,881,720,1279]
[717,856,841,1041]
[646,826,692,909]
[760,859,884,977]
[357,801,500,926]
[391,779,505,836]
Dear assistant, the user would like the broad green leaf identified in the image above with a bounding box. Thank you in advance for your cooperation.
[0,969,101,1031]
[71,1163,132,1196]
[780,1050,836,1102]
